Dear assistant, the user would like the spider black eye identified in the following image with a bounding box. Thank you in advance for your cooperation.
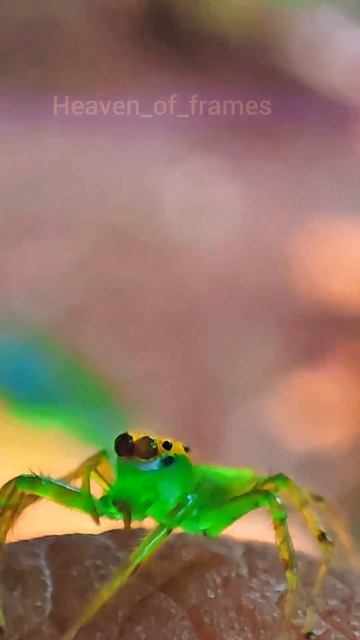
[114,432,134,457]
[162,456,175,466]
[162,440,173,451]
[134,435,158,460]
[183,445,190,453]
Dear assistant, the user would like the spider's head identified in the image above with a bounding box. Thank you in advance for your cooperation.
[113,431,194,515]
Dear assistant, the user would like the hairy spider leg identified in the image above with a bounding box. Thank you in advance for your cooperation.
[259,474,334,588]
[309,492,360,571]
[203,488,298,640]
[61,450,115,525]
[0,474,105,542]
[61,449,114,492]
[258,474,335,635]
[0,450,113,545]
[62,499,195,640]
[0,465,109,634]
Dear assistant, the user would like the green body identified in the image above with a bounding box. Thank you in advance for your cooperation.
[14,453,261,536]
[0,328,354,639]
[1,436,354,640]
[99,455,259,536]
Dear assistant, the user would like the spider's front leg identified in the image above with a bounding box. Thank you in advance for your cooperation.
[0,451,112,634]
[0,474,101,540]
[0,449,115,554]
[63,497,196,640]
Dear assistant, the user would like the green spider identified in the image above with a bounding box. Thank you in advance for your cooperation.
[0,429,356,640]
[0,330,357,638]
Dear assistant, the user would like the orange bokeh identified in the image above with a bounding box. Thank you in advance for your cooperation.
[289,216,360,314]
[266,354,360,452]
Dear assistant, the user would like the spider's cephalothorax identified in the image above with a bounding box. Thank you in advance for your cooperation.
[110,431,195,530]
[114,431,191,461]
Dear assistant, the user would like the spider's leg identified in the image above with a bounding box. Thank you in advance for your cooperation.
[62,449,114,492]
[0,474,103,634]
[204,489,298,639]
[0,450,113,570]
[259,474,334,589]
[63,499,195,640]
[258,474,336,634]
[61,450,114,526]
[309,491,360,570]
[6,449,113,533]
[0,474,104,543]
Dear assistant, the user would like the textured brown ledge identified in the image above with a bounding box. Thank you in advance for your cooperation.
[1,530,359,639]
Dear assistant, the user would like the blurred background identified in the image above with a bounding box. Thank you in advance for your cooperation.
[0,0,359,552]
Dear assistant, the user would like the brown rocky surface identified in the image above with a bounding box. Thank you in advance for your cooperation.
[1,530,359,640]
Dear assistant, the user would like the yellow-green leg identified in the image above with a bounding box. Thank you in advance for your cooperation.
[258,474,335,636]
[204,489,298,639]
[0,450,112,634]
[309,491,360,571]
[60,449,114,526]
[0,449,112,542]
[0,475,103,542]
[62,449,114,493]
[63,499,195,640]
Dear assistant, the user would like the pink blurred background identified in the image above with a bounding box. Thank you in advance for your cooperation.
[1,0,359,548]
